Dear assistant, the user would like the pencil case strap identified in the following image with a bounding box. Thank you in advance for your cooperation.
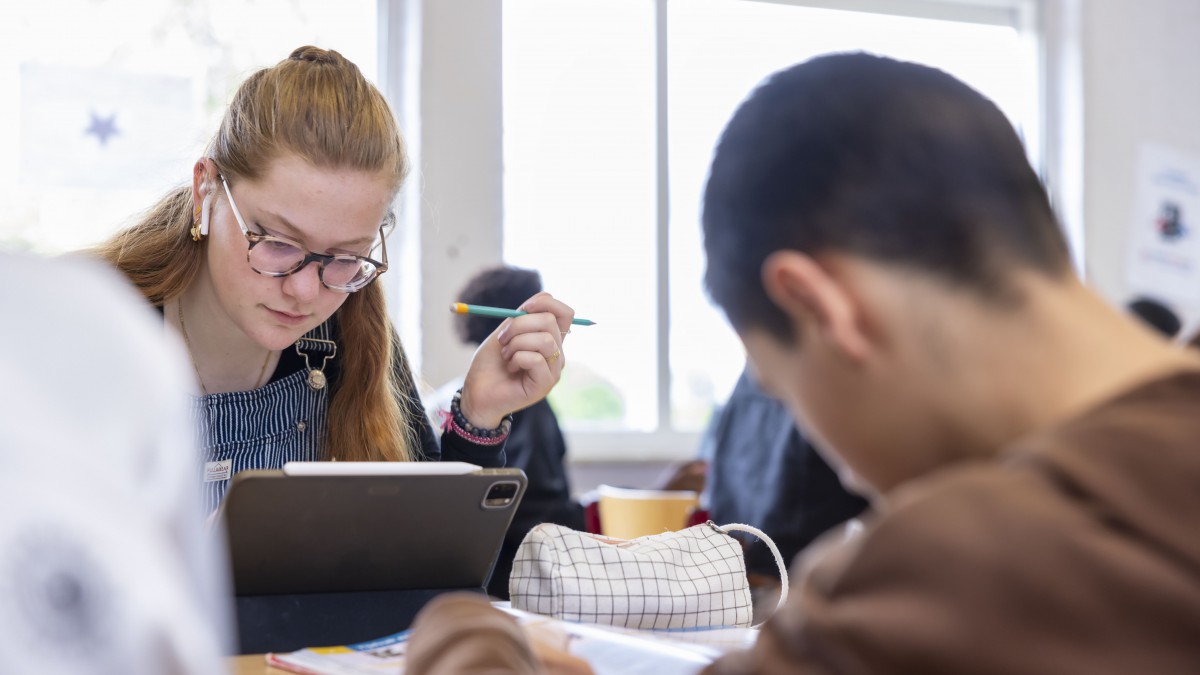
[712,522,790,626]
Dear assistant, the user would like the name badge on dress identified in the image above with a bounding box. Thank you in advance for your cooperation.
[204,459,233,483]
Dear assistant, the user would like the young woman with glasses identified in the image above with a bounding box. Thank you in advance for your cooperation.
[94,46,574,511]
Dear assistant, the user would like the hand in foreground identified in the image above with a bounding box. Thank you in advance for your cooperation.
[406,594,593,675]
[459,292,575,428]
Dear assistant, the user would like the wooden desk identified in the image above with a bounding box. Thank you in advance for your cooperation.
[229,654,289,675]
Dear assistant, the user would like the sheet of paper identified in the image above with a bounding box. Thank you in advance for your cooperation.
[1126,143,1200,304]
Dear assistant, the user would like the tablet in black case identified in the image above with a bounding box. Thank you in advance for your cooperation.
[220,465,527,653]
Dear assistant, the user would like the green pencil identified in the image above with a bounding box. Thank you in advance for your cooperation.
[450,303,596,326]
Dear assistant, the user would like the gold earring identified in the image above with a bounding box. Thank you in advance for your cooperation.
[190,206,203,242]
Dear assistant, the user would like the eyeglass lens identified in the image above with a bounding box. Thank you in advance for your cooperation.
[249,238,379,289]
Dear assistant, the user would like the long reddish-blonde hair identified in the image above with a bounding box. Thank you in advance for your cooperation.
[94,46,417,462]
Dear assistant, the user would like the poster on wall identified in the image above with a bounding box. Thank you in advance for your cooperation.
[1126,143,1200,304]
[19,63,197,190]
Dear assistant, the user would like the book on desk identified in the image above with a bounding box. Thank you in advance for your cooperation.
[264,604,758,675]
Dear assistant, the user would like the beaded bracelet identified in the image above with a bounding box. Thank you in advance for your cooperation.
[446,417,508,446]
[446,388,512,444]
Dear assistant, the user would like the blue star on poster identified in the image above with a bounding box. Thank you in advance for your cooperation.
[84,111,120,147]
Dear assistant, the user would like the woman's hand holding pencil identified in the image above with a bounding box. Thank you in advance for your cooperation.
[456,293,583,430]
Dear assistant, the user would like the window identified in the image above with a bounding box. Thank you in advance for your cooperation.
[0,0,377,255]
[503,0,1039,444]
[502,1,659,431]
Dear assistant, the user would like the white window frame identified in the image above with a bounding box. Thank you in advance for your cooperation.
[377,0,1064,462]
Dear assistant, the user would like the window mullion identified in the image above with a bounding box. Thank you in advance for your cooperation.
[655,0,672,432]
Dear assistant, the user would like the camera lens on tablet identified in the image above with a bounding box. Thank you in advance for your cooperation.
[483,481,520,508]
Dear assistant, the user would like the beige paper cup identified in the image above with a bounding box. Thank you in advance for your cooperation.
[596,485,700,540]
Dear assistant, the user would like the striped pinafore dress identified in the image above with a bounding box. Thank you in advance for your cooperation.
[193,321,336,513]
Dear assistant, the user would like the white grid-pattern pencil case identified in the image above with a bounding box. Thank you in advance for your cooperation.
[509,521,788,630]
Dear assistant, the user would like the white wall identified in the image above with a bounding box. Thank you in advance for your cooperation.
[415,0,505,389]
[380,0,505,391]
[1077,0,1200,334]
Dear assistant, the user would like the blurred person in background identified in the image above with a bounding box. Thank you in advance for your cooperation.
[0,252,229,674]
[1126,295,1182,339]
[698,365,867,618]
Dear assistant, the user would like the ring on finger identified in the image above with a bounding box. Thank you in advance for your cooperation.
[561,329,571,336]
[547,349,561,364]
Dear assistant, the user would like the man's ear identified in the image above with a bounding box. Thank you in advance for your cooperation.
[761,251,871,363]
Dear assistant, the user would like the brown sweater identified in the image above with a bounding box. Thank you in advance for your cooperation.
[408,371,1200,674]
[706,370,1200,674]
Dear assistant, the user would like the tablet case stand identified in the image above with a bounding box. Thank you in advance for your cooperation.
[235,587,481,654]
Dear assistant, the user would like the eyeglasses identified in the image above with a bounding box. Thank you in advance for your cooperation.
[219,174,389,293]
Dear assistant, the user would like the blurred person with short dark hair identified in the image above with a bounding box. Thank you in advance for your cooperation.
[1126,296,1182,338]
[404,52,1200,675]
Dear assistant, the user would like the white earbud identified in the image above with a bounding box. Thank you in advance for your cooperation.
[199,193,214,236]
